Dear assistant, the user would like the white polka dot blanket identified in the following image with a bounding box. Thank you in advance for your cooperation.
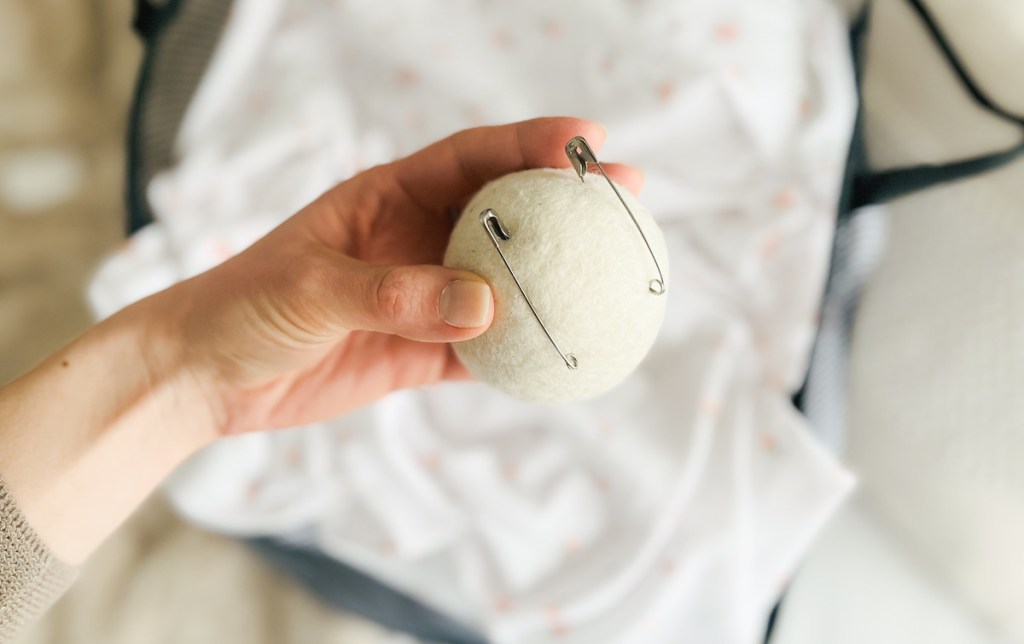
[89,1,857,642]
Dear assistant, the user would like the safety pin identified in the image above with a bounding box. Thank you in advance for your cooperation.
[479,209,579,371]
[565,136,666,295]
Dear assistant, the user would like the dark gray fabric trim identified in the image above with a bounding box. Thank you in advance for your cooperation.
[248,538,489,644]
[127,0,235,234]
[847,0,1024,210]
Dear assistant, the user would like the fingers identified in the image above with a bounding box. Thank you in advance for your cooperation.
[343,263,495,342]
[386,117,607,212]
[600,162,645,196]
[441,346,475,382]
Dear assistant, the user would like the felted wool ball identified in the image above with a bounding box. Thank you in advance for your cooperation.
[444,167,669,404]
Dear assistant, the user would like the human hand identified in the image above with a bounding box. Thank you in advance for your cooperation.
[151,118,643,438]
[0,118,642,565]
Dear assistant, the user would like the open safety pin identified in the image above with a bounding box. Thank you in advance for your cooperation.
[480,208,579,371]
[565,136,666,295]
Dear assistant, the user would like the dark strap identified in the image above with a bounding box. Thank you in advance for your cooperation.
[851,141,1024,207]
[849,0,1024,209]
[132,0,178,41]
[125,0,234,234]
[248,538,489,644]
[834,2,872,221]
[905,0,1024,126]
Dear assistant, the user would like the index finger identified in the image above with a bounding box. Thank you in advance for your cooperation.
[387,117,608,213]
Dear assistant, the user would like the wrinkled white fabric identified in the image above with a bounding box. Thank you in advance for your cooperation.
[89,1,857,642]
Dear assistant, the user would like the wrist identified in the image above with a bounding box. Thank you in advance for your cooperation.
[125,281,223,452]
[0,283,221,564]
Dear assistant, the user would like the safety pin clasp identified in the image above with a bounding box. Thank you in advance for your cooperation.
[480,209,579,371]
[565,136,666,296]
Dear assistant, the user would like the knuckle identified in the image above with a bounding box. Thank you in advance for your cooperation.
[374,266,415,326]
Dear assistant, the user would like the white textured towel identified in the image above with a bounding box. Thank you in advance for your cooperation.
[89,1,857,642]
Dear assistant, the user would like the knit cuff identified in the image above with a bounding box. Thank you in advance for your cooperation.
[0,478,76,642]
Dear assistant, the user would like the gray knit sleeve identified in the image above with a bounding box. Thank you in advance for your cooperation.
[0,478,76,642]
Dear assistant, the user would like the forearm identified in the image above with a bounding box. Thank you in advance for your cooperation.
[0,285,217,565]
[0,118,609,568]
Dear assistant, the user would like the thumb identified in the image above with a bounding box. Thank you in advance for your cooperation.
[348,264,494,342]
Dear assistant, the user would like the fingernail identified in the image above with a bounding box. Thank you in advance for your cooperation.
[440,280,492,328]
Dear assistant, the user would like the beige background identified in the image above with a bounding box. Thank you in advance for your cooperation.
[0,0,136,385]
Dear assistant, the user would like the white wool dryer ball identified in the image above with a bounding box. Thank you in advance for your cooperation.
[444,167,669,404]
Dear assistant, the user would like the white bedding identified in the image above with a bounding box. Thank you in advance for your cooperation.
[88,1,856,642]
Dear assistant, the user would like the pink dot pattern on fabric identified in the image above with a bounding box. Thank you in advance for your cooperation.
[244,480,263,503]
[396,66,419,88]
[543,19,563,40]
[715,22,739,42]
[657,81,676,103]
[700,399,723,419]
[502,462,518,481]
[492,28,513,49]
[493,596,512,614]
[774,187,797,209]
[564,538,581,555]
[546,605,568,637]
[760,229,784,259]
[799,97,813,118]
[420,452,443,472]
